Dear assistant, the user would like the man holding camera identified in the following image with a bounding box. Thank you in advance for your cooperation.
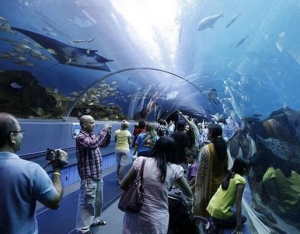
[75,115,111,234]
[0,112,68,234]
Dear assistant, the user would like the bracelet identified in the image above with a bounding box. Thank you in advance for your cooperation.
[52,172,61,176]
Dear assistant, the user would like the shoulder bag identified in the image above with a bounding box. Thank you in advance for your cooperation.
[118,158,147,213]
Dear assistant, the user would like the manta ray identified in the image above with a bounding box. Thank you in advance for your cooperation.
[11,27,113,72]
[256,135,300,163]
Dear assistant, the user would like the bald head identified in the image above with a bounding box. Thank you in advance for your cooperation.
[79,115,95,133]
[80,115,92,126]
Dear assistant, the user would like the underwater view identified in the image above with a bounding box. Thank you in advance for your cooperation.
[1,0,300,233]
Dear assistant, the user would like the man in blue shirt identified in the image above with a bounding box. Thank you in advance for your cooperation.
[0,112,67,234]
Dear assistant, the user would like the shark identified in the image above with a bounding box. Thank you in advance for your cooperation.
[197,14,223,31]
[256,134,300,163]
[11,27,113,72]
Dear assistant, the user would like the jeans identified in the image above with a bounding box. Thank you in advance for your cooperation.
[76,178,103,232]
[211,211,247,229]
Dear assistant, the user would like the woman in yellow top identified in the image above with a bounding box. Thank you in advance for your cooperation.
[194,123,229,218]
[207,157,249,233]
[262,158,300,220]
[115,120,132,184]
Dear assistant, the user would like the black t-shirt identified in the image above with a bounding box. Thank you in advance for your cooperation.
[170,131,190,163]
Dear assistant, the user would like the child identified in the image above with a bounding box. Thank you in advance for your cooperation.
[175,150,198,195]
[206,157,249,233]
[186,150,198,192]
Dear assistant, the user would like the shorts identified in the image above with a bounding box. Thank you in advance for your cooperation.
[115,150,129,166]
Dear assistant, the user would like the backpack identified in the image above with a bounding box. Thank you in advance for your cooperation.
[168,194,199,234]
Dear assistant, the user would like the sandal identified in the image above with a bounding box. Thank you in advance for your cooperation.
[91,219,107,227]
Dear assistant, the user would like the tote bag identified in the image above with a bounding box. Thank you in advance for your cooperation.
[118,158,147,213]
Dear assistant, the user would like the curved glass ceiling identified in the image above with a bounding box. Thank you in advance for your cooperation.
[1,0,299,122]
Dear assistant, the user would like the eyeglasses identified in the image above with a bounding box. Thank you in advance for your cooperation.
[12,130,25,135]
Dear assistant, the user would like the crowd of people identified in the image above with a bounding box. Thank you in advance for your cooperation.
[0,110,262,234]
[116,112,252,234]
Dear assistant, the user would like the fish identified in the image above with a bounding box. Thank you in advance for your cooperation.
[0,53,12,59]
[197,14,223,31]
[235,35,248,48]
[72,38,95,43]
[13,47,26,53]
[21,38,32,44]
[256,135,300,163]
[0,16,8,22]
[0,37,16,43]
[30,49,43,56]
[225,14,241,28]
[10,82,22,89]
[4,52,18,57]
[11,42,32,50]
[15,56,28,61]
[11,27,113,72]
[14,61,34,66]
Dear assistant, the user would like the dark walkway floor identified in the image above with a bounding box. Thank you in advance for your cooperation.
[36,165,130,234]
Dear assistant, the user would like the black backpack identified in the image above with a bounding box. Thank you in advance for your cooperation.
[168,194,199,234]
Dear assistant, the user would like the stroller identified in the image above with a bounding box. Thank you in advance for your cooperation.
[167,194,218,234]
[167,194,199,234]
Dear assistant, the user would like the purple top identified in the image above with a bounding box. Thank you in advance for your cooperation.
[187,163,198,182]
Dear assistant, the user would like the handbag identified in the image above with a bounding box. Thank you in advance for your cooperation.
[118,158,147,213]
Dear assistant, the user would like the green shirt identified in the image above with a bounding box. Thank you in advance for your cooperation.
[263,166,300,212]
[207,173,246,220]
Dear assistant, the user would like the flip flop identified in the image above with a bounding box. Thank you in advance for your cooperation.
[91,220,107,227]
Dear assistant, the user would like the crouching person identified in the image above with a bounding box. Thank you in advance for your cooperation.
[206,157,249,233]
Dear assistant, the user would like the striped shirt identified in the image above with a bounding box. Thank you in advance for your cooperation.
[76,128,111,180]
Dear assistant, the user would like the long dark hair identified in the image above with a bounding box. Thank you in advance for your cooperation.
[221,157,249,190]
[208,123,227,159]
[149,137,179,183]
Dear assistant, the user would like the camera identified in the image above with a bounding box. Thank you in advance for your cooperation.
[45,148,68,167]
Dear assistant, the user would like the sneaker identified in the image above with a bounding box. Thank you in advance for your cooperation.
[76,231,94,234]
[91,219,107,226]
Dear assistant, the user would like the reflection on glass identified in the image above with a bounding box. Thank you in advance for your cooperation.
[245,108,300,232]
